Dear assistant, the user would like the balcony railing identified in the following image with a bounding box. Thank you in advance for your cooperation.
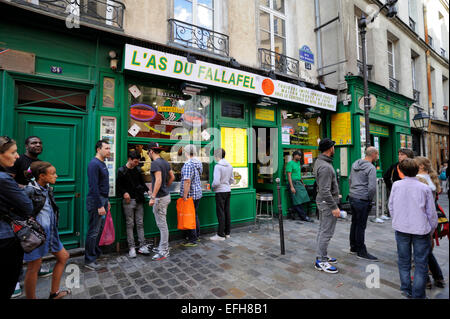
[168,19,229,57]
[258,48,299,77]
[389,77,399,93]
[413,89,420,103]
[11,0,125,29]
[357,60,372,80]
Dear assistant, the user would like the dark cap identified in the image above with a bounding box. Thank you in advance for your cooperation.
[318,138,336,152]
[148,142,163,150]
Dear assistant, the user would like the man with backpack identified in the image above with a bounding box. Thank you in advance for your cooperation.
[117,151,150,258]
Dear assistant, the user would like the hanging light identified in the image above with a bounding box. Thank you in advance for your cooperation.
[412,110,430,129]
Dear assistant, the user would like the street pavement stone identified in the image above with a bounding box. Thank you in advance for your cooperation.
[17,196,449,299]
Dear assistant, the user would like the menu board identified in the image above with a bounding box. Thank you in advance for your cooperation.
[331,112,352,145]
[221,127,247,168]
[221,101,244,119]
[100,116,117,197]
[255,108,275,122]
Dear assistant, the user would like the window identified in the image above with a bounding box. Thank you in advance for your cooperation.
[387,40,395,79]
[355,16,364,61]
[409,17,416,32]
[127,84,211,140]
[259,0,286,55]
[411,57,416,90]
[174,0,215,29]
[408,0,417,31]
[281,110,322,146]
[428,36,433,48]
[127,143,211,192]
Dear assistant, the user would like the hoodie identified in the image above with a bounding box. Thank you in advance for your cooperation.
[212,159,234,193]
[349,159,377,201]
[313,154,340,210]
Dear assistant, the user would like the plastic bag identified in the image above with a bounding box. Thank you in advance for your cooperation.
[99,209,115,246]
[176,198,196,230]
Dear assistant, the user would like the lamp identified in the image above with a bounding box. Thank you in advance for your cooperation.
[256,97,277,106]
[180,82,207,96]
[230,57,240,68]
[108,50,119,71]
[297,81,307,87]
[412,110,430,129]
[268,70,276,80]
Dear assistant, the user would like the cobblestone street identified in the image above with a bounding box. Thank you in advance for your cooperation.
[19,197,449,300]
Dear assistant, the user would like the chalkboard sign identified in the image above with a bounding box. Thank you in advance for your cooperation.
[221,101,244,119]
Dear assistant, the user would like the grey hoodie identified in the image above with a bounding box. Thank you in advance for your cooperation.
[313,154,340,210]
[212,159,234,193]
[349,159,377,201]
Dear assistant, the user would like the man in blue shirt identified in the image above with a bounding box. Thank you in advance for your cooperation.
[180,144,203,247]
[84,140,111,270]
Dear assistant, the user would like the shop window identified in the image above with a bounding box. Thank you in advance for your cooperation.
[16,82,88,112]
[281,109,322,146]
[127,143,211,193]
[127,85,210,140]
[102,77,116,108]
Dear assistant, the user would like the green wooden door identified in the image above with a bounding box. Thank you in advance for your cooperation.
[16,112,85,249]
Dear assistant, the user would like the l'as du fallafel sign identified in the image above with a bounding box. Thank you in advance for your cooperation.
[124,44,336,111]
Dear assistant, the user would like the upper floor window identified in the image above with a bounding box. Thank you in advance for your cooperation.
[259,0,286,55]
[174,0,214,30]
[428,35,433,48]
[388,40,395,78]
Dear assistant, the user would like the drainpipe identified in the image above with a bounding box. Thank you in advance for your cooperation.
[423,3,432,159]
[314,0,323,75]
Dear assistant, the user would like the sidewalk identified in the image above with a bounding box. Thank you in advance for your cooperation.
[17,196,449,299]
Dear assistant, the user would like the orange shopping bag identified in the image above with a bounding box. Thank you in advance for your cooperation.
[176,198,196,230]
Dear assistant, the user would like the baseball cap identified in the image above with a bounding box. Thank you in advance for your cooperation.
[318,138,336,152]
[148,142,163,150]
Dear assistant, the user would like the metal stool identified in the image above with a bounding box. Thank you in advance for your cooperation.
[255,192,274,230]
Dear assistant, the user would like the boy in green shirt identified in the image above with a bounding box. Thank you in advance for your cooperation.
[286,151,312,222]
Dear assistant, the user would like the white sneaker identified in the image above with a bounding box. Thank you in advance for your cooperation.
[225,235,231,239]
[210,234,225,241]
[129,248,137,258]
[138,245,151,255]
[11,282,22,298]
[381,215,390,220]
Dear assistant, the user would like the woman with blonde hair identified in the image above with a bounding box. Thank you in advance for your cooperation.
[414,156,445,289]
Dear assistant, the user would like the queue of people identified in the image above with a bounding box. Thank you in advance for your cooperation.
[1,134,448,300]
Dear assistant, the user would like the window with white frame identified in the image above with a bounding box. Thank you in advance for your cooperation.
[355,15,363,61]
[259,0,286,55]
[174,0,214,30]
[411,57,416,90]
[388,40,395,79]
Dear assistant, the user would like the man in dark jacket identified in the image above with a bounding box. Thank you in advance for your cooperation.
[383,148,414,217]
[117,151,150,258]
[349,146,379,261]
[313,138,340,274]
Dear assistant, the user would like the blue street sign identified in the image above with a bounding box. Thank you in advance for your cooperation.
[299,45,314,64]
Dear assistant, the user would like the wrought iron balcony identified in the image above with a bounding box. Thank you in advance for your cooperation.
[258,48,299,77]
[10,0,125,29]
[168,19,229,57]
[389,77,399,93]
[413,89,420,103]
[357,60,372,80]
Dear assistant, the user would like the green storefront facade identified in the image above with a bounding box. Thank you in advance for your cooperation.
[331,76,414,203]
[1,6,340,251]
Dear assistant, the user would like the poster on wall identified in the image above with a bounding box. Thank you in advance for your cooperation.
[221,127,248,167]
[331,112,352,145]
[100,116,117,197]
[407,135,412,149]
[400,134,407,148]
[231,167,248,189]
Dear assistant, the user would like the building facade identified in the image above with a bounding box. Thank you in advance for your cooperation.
[0,0,341,249]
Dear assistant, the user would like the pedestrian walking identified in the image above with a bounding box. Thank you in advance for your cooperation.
[84,139,111,270]
[117,151,150,258]
[23,161,70,299]
[286,151,313,222]
[383,148,415,218]
[148,142,175,260]
[313,138,340,274]
[210,148,234,241]
[389,158,437,299]
[180,144,203,247]
[438,161,447,194]
[348,146,379,261]
[0,136,33,299]
[414,156,445,289]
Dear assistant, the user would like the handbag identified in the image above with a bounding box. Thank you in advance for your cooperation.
[1,214,46,253]
[176,198,196,230]
[99,209,115,246]
[439,171,446,181]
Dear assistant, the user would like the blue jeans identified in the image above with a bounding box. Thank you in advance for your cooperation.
[185,199,200,243]
[395,231,431,299]
[85,197,108,264]
[349,197,372,253]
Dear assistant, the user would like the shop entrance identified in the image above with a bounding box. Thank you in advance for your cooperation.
[253,126,278,196]
[15,82,89,249]
[371,134,393,177]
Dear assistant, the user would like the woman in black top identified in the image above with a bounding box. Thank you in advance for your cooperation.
[0,136,33,299]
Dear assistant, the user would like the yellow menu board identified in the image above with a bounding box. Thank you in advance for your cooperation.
[255,108,275,121]
[221,127,248,167]
[331,112,352,145]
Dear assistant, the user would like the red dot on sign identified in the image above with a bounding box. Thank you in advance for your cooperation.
[262,79,274,95]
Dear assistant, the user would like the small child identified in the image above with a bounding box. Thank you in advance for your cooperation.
[23,161,70,299]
